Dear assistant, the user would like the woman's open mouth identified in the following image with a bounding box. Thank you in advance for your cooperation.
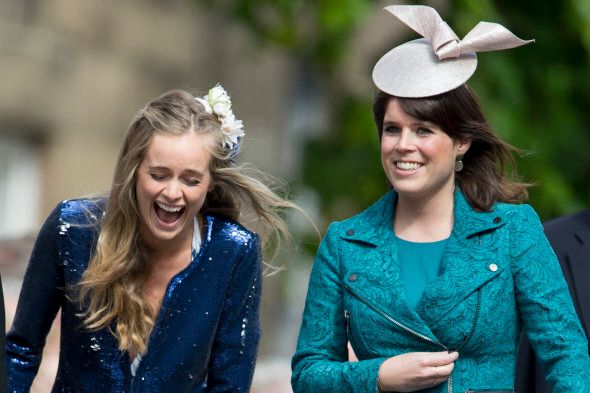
[154,202,186,225]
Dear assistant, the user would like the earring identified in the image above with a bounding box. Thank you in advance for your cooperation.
[454,154,464,172]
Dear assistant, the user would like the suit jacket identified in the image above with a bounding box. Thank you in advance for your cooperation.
[6,198,262,393]
[292,189,590,393]
[0,275,7,393]
[515,208,590,393]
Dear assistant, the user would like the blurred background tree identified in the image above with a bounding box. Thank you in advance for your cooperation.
[453,0,590,219]
[199,0,590,224]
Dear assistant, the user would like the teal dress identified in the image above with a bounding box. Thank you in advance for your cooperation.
[396,236,447,310]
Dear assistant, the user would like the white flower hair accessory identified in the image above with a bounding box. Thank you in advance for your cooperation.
[195,84,245,155]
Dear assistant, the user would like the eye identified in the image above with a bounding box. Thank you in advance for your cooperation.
[184,178,201,186]
[416,127,433,135]
[383,124,400,134]
[150,173,165,181]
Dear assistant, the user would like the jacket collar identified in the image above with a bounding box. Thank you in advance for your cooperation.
[339,188,508,344]
[340,187,506,245]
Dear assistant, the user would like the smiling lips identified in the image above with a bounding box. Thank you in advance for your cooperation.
[395,161,423,172]
[154,202,185,224]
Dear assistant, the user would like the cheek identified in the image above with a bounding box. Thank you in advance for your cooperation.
[188,181,211,207]
[380,136,395,157]
[136,177,157,204]
[422,140,455,161]
[186,190,208,213]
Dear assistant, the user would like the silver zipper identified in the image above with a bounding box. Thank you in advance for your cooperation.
[448,373,452,393]
[345,284,454,392]
[345,284,447,349]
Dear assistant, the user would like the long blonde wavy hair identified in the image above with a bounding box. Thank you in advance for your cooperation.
[78,89,306,356]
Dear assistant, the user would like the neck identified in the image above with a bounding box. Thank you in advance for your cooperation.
[148,236,192,265]
[394,186,455,242]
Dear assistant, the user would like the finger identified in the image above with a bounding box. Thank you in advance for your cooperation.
[417,368,450,391]
[430,362,455,378]
[432,377,446,387]
[425,351,459,366]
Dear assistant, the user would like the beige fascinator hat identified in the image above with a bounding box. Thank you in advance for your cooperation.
[372,5,534,98]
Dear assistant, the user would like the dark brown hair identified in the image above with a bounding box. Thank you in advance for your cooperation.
[372,84,529,211]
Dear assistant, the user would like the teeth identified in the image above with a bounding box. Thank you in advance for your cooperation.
[156,202,183,213]
[396,161,422,170]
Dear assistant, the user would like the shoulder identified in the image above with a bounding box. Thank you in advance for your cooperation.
[38,197,105,235]
[492,202,542,241]
[315,191,395,253]
[492,202,553,258]
[330,191,394,236]
[58,197,106,226]
[493,201,541,228]
[544,208,590,236]
[543,208,590,254]
[32,198,105,257]
[207,214,260,249]
[340,191,393,226]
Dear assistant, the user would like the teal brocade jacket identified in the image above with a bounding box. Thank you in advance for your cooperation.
[292,189,590,393]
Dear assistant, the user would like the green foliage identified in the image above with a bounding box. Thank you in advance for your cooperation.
[197,0,372,71]
[198,0,590,223]
[451,0,590,218]
[302,96,385,224]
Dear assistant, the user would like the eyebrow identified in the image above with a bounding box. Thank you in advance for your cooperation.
[149,166,205,177]
[382,119,437,128]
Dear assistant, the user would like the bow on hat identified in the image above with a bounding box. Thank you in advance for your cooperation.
[386,5,534,60]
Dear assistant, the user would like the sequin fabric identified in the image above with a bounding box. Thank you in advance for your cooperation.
[291,189,590,393]
[6,198,262,392]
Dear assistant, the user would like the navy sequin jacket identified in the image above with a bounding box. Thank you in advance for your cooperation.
[7,198,262,393]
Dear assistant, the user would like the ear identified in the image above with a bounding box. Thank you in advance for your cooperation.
[456,138,471,155]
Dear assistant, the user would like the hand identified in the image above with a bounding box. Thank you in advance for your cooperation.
[378,351,458,392]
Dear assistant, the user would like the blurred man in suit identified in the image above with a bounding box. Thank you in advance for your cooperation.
[1,277,6,393]
[515,209,590,392]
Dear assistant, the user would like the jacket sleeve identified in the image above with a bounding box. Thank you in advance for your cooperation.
[205,234,262,393]
[6,203,65,392]
[291,223,386,393]
[511,205,590,393]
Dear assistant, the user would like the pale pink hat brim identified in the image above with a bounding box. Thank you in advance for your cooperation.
[372,38,477,98]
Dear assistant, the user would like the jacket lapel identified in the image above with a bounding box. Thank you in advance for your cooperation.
[341,191,440,343]
[342,189,507,343]
[417,189,505,326]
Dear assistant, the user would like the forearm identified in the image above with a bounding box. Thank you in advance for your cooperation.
[6,203,65,391]
[206,236,262,392]
[292,354,385,393]
[513,206,590,391]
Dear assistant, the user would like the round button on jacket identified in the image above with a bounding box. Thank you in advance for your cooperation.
[489,263,498,272]
[348,273,358,282]
[346,229,355,236]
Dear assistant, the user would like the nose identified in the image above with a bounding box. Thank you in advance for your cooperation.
[395,129,415,151]
[162,179,183,200]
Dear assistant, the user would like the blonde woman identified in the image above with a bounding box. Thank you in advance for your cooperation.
[7,86,295,392]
